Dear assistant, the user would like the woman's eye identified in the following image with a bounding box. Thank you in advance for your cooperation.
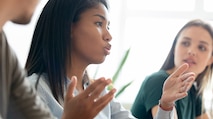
[198,45,207,51]
[181,41,190,47]
[95,22,102,27]
[95,21,110,30]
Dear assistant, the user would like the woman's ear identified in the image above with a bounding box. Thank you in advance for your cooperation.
[70,23,77,39]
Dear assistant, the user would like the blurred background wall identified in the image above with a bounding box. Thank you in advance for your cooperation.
[3,0,213,110]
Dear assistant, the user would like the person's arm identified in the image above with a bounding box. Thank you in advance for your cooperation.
[2,33,56,119]
[11,76,56,119]
[152,63,195,119]
[154,105,175,119]
[196,113,210,119]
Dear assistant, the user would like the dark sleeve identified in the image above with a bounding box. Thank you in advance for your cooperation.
[131,71,168,119]
[4,37,55,119]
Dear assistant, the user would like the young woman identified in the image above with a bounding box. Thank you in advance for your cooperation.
[131,19,213,119]
[25,0,195,118]
[0,0,108,118]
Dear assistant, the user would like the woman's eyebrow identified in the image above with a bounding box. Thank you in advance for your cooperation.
[93,14,110,25]
[93,14,106,20]
[183,36,210,46]
[200,40,210,46]
[182,36,191,40]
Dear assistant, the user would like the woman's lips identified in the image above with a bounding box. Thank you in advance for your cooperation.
[184,59,196,66]
[104,45,111,55]
[104,47,110,55]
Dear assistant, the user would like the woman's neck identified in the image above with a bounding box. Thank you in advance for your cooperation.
[68,54,90,92]
[67,67,86,92]
[0,19,6,32]
[0,6,11,30]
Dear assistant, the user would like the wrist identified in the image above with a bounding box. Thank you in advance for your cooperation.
[158,100,175,111]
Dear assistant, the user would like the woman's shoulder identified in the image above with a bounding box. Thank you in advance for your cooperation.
[27,74,63,118]
[149,70,168,77]
[142,70,169,86]
[27,73,51,94]
[27,73,49,85]
[146,70,168,80]
[27,73,56,101]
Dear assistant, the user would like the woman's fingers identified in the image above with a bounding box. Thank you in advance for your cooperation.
[65,76,77,99]
[175,73,195,100]
[82,78,112,101]
[178,73,195,92]
[180,72,195,83]
[162,63,196,103]
[169,63,189,79]
[63,76,116,119]
[94,88,116,111]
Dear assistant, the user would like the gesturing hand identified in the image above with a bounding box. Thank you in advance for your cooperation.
[62,76,116,119]
[160,63,195,109]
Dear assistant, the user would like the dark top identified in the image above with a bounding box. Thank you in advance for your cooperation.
[131,70,203,119]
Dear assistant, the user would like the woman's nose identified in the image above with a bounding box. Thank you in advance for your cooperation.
[188,49,196,56]
[104,30,112,42]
